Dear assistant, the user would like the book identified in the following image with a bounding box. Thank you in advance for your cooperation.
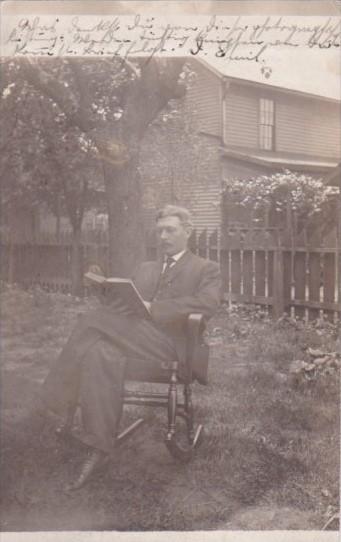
[84,271,151,319]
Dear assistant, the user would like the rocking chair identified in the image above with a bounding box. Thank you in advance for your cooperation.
[116,312,209,462]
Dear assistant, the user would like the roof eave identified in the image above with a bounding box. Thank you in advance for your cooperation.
[221,148,339,172]
[193,57,341,104]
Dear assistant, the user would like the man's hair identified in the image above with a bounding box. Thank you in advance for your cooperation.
[155,205,193,228]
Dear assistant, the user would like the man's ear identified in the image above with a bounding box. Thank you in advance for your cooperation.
[185,225,193,238]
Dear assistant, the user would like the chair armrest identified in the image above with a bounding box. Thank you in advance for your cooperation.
[188,313,205,346]
[186,313,206,381]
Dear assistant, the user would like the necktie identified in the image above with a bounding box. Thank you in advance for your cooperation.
[163,256,175,274]
[152,256,175,300]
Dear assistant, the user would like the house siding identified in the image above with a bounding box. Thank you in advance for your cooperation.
[186,62,222,138]
[224,85,259,148]
[222,157,273,180]
[223,81,341,159]
[276,98,341,158]
[140,124,222,236]
[172,136,222,233]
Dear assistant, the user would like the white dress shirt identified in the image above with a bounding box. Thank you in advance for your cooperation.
[161,250,186,273]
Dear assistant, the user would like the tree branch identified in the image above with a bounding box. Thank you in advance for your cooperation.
[124,57,186,140]
[19,58,97,134]
[69,60,94,121]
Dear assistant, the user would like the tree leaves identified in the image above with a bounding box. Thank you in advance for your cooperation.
[0,58,104,229]
[222,169,338,233]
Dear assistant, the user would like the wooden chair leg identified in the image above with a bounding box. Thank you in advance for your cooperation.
[184,384,195,444]
[166,361,178,443]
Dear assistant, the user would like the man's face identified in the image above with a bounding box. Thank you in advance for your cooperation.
[156,215,191,256]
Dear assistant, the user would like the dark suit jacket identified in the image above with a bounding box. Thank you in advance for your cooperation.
[132,250,221,366]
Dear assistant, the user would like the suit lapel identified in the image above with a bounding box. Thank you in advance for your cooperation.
[150,258,164,299]
[151,251,194,300]
[165,251,193,282]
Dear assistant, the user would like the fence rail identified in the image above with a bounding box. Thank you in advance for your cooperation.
[1,226,340,321]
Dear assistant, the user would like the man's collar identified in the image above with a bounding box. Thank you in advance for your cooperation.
[165,250,187,262]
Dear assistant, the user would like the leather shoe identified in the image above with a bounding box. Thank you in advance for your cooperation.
[65,449,107,491]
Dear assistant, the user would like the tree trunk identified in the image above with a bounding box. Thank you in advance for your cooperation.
[102,158,146,276]
[336,181,341,320]
[70,226,84,296]
[55,195,61,242]
[7,240,15,284]
[7,202,16,284]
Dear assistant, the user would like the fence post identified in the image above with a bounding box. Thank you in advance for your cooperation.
[198,229,207,259]
[273,240,284,320]
[336,184,341,318]
[188,229,197,254]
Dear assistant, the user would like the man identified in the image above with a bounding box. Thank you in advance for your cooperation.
[39,205,221,490]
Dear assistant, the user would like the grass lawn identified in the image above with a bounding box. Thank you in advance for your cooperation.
[0,284,339,531]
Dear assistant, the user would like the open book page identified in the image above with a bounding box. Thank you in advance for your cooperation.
[84,272,151,318]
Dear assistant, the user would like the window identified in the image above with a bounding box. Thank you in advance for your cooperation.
[259,98,275,150]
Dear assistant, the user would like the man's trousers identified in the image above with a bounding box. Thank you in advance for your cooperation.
[41,306,177,453]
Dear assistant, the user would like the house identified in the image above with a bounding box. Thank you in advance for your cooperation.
[141,57,341,235]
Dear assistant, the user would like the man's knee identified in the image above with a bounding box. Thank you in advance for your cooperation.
[81,339,126,375]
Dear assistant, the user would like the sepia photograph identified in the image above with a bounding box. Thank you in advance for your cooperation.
[0,1,340,539]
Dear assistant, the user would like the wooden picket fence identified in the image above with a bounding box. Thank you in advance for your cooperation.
[191,226,340,322]
[1,227,340,321]
[0,231,110,294]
